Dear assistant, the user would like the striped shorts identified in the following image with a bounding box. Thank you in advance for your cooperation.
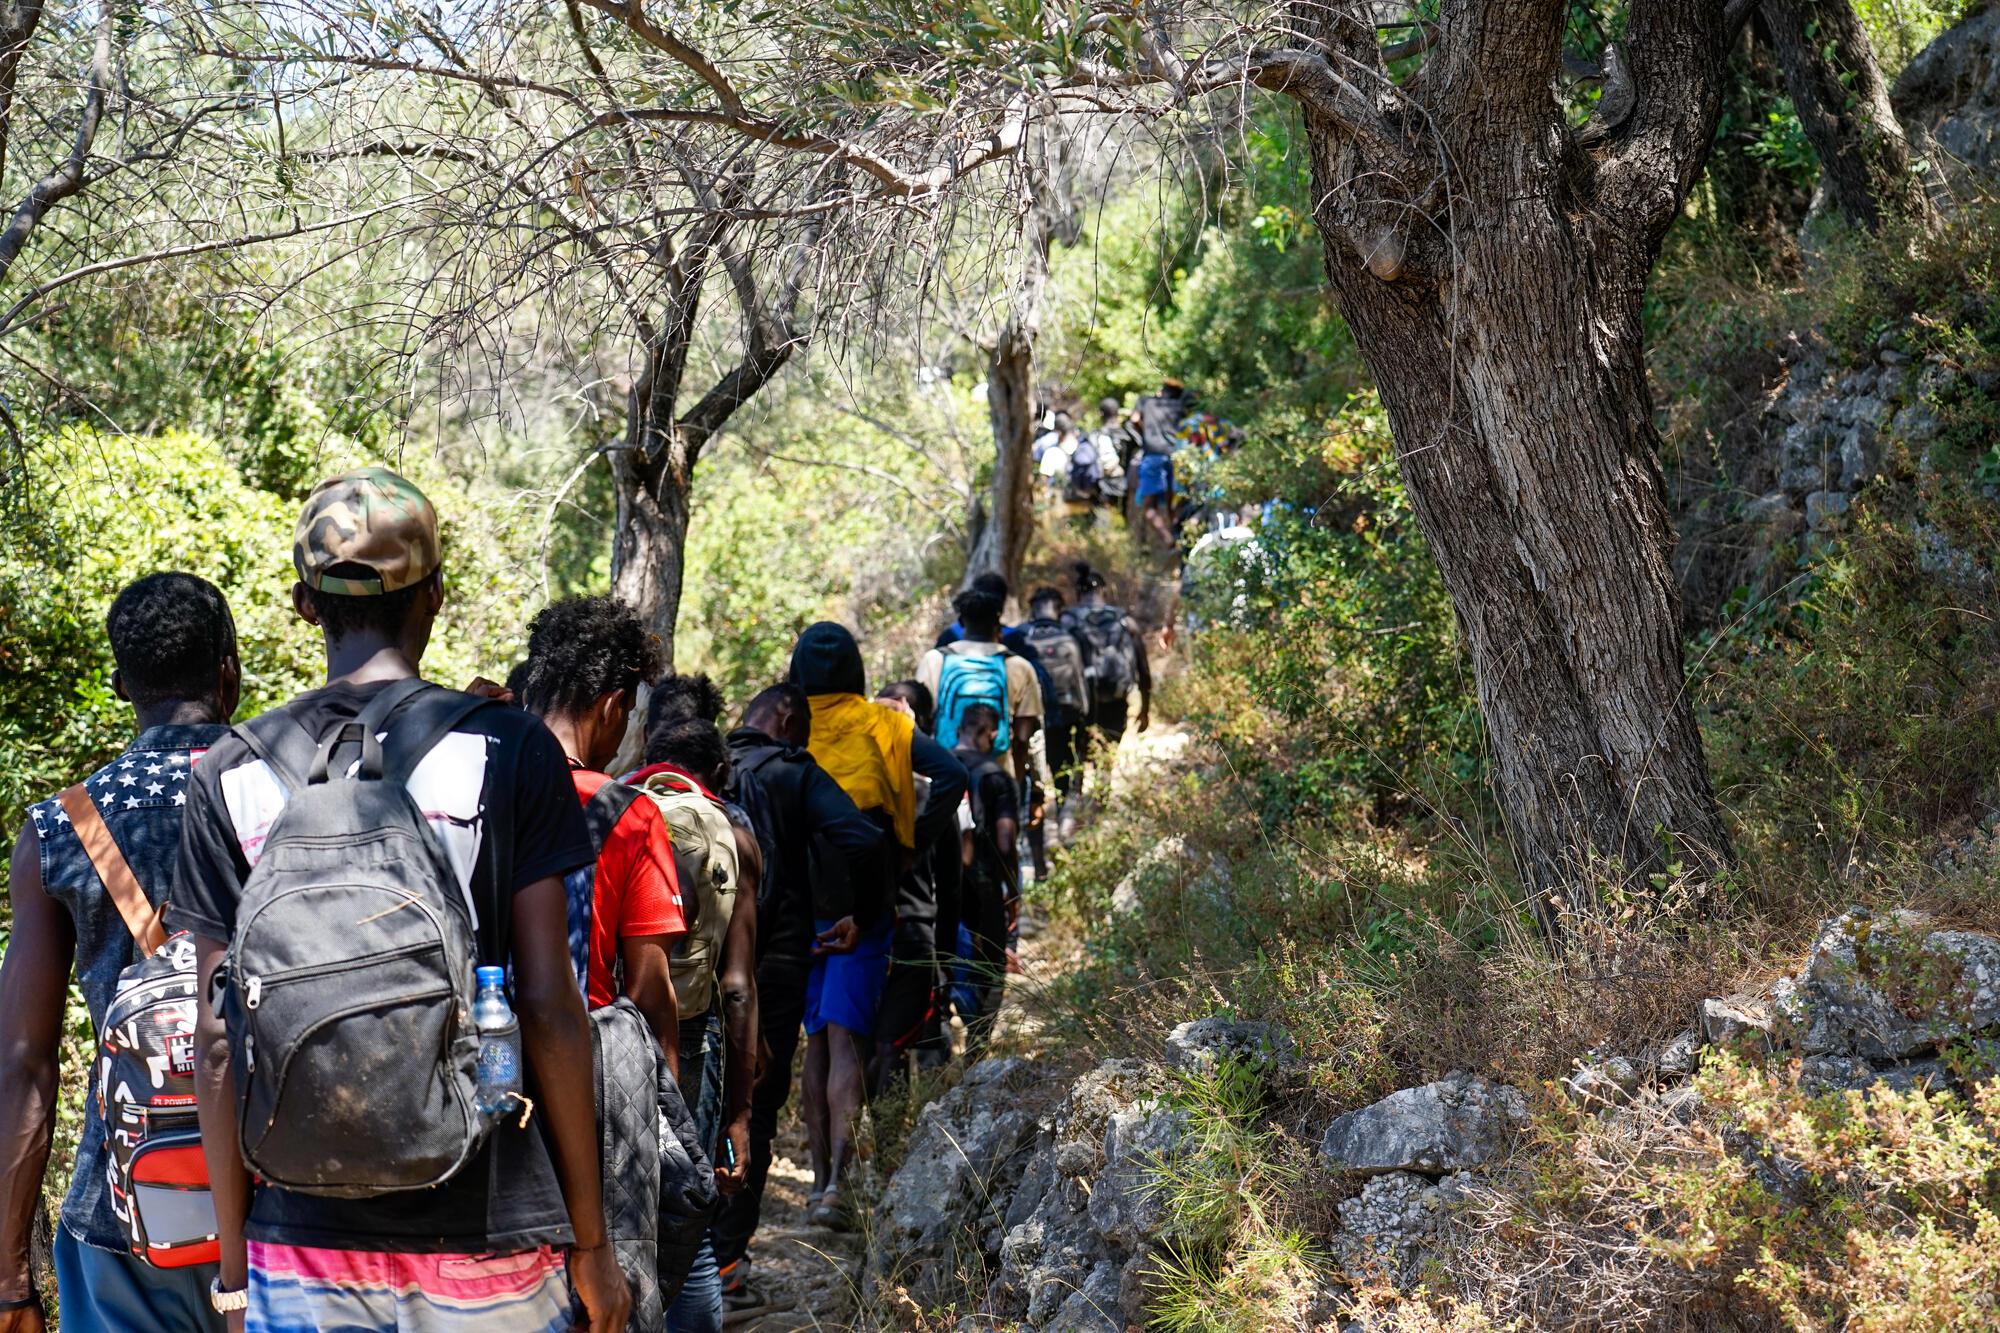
[245,1241,570,1333]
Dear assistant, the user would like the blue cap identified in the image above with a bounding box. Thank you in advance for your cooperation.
[475,965,505,986]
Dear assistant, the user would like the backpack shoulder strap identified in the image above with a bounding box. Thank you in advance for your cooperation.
[739,740,797,773]
[237,709,319,794]
[58,784,164,957]
[582,779,642,857]
[377,685,497,785]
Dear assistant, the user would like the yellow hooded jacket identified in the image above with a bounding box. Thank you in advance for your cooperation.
[805,693,917,850]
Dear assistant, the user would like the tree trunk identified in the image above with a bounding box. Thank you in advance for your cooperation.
[609,443,690,666]
[1298,29,1735,933]
[963,307,1038,590]
[1761,0,1933,230]
[962,121,1075,592]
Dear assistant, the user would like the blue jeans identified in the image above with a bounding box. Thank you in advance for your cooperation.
[666,1010,725,1333]
[55,1225,223,1333]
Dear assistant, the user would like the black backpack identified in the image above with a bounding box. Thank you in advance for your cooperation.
[1072,606,1138,701]
[1021,617,1089,714]
[219,679,498,1198]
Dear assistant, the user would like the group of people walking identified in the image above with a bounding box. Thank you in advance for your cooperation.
[0,464,1154,1333]
[1031,377,1243,556]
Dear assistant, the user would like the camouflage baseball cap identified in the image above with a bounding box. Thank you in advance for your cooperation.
[292,467,441,596]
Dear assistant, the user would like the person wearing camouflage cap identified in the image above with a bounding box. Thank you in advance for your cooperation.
[171,466,631,1333]
[292,466,442,597]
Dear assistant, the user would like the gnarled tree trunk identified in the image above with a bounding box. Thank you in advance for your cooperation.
[1761,0,1933,229]
[963,119,1077,592]
[963,306,1039,589]
[1283,0,1738,934]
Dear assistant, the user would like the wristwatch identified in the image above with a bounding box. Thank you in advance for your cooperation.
[209,1277,249,1314]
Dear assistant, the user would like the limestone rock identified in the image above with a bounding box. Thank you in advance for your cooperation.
[989,1059,1178,1331]
[1805,489,1853,531]
[1564,1055,1642,1109]
[1657,1029,1702,1079]
[1320,1073,1528,1176]
[1700,994,1776,1052]
[866,1057,1046,1307]
[1163,1017,1295,1075]
[1107,835,1230,918]
[1778,907,2000,1060]
[1333,1170,1473,1288]
[1895,0,2000,192]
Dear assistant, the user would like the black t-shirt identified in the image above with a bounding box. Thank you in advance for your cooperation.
[170,679,593,1253]
[954,746,1019,893]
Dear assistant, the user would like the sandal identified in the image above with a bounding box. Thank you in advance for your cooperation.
[806,1189,845,1229]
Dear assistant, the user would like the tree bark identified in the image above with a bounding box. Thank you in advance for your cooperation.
[1290,0,1737,934]
[1760,0,1933,230]
[962,121,1075,592]
[610,440,692,667]
[963,306,1038,590]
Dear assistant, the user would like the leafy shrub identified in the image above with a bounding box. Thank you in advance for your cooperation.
[0,427,546,841]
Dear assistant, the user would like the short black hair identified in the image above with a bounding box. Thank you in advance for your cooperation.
[1098,396,1120,418]
[645,714,731,784]
[307,565,439,642]
[1072,561,1107,595]
[954,587,1005,635]
[743,681,806,723]
[107,572,235,707]
[518,595,663,719]
[970,572,1009,600]
[1028,585,1065,612]
[648,672,726,732]
[960,702,1000,734]
[877,679,935,735]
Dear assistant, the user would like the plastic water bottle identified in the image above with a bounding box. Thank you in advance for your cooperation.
[472,966,521,1118]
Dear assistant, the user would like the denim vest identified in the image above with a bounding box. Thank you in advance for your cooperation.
[26,723,228,1252]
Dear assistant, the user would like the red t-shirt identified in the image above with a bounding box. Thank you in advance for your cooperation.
[572,769,686,1009]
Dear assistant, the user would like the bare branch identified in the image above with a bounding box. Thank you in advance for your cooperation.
[0,0,111,284]
[0,200,418,338]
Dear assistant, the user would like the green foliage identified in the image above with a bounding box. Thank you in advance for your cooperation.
[1144,1060,1326,1333]
[0,426,546,847]
[1646,1051,2000,1328]
[675,372,975,702]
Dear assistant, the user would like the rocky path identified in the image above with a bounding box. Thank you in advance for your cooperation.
[728,587,1188,1330]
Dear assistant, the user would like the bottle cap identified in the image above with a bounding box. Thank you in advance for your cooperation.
[475,965,505,987]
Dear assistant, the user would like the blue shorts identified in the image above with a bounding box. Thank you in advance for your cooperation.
[55,1226,223,1333]
[1135,453,1174,502]
[803,919,893,1039]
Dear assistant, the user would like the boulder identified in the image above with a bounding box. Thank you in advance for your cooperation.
[1657,1029,1702,1079]
[1163,1017,1295,1075]
[990,1060,1180,1331]
[866,1057,1047,1307]
[1332,1170,1474,1289]
[1320,1073,1528,1177]
[1799,1053,1957,1097]
[1108,835,1229,917]
[1777,907,2000,1059]
[1700,994,1776,1051]
[1564,1055,1642,1109]
[1895,0,2000,191]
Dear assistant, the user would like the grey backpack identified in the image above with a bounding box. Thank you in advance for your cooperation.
[1073,606,1137,701]
[218,679,497,1198]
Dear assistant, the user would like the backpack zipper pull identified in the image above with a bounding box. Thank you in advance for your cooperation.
[244,975,263,1010]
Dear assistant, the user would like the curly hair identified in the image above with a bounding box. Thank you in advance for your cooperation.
[517,595,663,718]
[646,672,726,734]
[106,572,236,707]
[644,714,731,785]
[953,586,1005,634]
